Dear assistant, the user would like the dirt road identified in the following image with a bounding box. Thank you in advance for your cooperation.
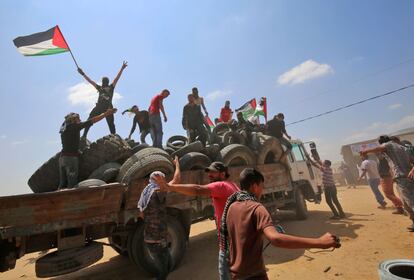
[3,185,414,279]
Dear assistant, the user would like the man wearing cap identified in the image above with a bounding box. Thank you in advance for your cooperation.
[155,161,239,280]
[59,108,117,189]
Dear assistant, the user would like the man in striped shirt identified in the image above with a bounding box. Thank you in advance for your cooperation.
[312,158,346,219]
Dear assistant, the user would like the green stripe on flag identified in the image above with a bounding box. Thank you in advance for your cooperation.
[26,48,69,56]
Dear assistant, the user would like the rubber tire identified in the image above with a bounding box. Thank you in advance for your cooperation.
[131,217,187,276]
[217,144,256,167]
[118,154,174,184]
[35,242,103,278]
[256,135,283,164]
[76,179,106,188]
[108,235,128,257]
[117,148,172,182]
[294,187,308,220]
[222,131,246,146]
[202,144,221,161]
[212,123,231,136]
[379,259,414,279]
[171,141,204,159]
[164,146,176,155]
[179,152,212,171]
[28,152,61,193]
[132,143,150,154]
[167,135,188,150]
[79,134,132,180]
[88,162,121,182]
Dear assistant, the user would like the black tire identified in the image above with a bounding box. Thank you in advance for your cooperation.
[108,234,129,257]
[88,162,121,182]
[179,152,212,171]
[256,135,283,164]
[130,217,187,276]
[117,148,172,182]
[164,146,176,155]
[79,134,132,180]
[202,144,221,161]
[167,135,188,150]
[132,143,150,154]
[76,179,106,188]
[118,154,174,184]
[212,123,231,136]
[35,242,103,278]
[222,131,246,146]
[217,144,256,166]
[294,187,308,220]
[126,139,138,148]
[171,141,204,159]
[28,152,61,193]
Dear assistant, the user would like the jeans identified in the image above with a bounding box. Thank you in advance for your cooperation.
[140,129,151,144]
[149,114,163,148]
[187,123,207,146]
[368,178,385,206]
[58,156,79,189]
[146,242,171,280]
[218,250,230,280]
[394,177,414,219]
[324,186,345,217]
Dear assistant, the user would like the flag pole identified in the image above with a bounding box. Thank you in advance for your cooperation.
[55,25,80,69]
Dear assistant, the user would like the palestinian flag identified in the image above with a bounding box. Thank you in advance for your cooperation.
[253,97,267,122]
[205,116,215,129]
[13,26,69,56]
[236,98,257,120]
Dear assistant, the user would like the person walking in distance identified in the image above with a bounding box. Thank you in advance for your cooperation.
[221,168,341,279]
[312,158,346,219]
[58,108,117,189]
[148,89,170,148]
[358,154,387,209]
[122,105,150,144]
[77,61,127,139]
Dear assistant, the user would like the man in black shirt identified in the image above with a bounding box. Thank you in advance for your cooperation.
[122,105,151,144]
[59,108,117,189]
[236,111,254,144]
[182,94,207,146]
[77,61,127,139]
[266,113,292,159]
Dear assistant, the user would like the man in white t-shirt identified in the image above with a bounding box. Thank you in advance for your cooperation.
[359,154,387,208]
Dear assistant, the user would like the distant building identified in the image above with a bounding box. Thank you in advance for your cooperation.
[340,126,414,178]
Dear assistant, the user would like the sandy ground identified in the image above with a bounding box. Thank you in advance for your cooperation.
[3,185,414,280]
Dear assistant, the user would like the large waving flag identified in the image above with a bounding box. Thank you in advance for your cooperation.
[236,98,257,120]
[205,116,215,130]
[13,26,69,56]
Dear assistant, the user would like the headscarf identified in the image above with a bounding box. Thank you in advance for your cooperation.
[137,171,165,212]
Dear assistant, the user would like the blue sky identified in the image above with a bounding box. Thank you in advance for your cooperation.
[1,1,414,196]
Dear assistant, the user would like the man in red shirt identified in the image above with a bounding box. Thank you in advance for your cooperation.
[219,100,233,123]
[155,161,239,280]
[148,89,170,148]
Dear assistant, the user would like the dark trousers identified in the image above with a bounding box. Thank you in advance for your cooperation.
[83,103,115,138]
[324,186,345,217]
[277,136,292,151]
[188,123,207,146]
[140,129,151,144]
[58,156,79,189]
[146,243,171,280]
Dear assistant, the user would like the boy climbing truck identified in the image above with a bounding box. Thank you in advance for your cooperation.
[0,133,322,278]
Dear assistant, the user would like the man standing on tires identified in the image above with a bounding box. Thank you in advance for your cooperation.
[266,113,292,160]
[58,108,117,189]
[182,94,207,146]
[122,105,151,144]
[155,161,239,280]
[149,89,170,148]
[221,168,340,279]
[77,61,127,139]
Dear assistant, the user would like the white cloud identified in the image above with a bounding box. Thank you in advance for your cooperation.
[67,82,122,110]
[344,115,414,143]
[277,60,333,85]
[205,90,232,101]
[388,103,402,110]
[11,139,28,147]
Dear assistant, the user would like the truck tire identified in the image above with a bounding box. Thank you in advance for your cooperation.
[79,134,132,180]
[118,154,174,184]
[117,148,171,182]
[130,217,187,275]
[76,179,106,188]
[294,187,308,220]
[213,123,231,136]
[202,144,221,161]
[35,242,103,278]
[171,141,204,158]
[132,143,149,154]
[167,135,188,150]
[28,152,61,193]
[108,234,129,257]
[222,131,246,146]
[163,146,176,155]
[217,144,256,167]
[179,152,211,171]
[256,136,283,164]
[88,162,121,182]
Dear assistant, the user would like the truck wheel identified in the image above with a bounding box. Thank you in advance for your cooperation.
[132,143,149,154]
[217,144,256,166]
[118,154,174,184]
[256,135,283,164]
[117,148,172,182]
[108,234,128,257]
[222,131,246,146]
[294,187,308,220]
[35,242,103,278]
[28,152,61,193]
[179,152,211,171]
[79,134,132,180]
[202,144,221,161]
[163,146,176,155]
[171,141,204,159]
[88,162,121,183]
[167,135,188,150]
[130,217,187,275]
[213,123,231,136]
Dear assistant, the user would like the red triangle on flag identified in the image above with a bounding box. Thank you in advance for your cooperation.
[52,26,69,50]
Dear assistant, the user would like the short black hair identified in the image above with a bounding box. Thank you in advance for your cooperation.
[378,135,391,144]
[324,160,332,166]
[239,168,264,191]
[277,113,284,119]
